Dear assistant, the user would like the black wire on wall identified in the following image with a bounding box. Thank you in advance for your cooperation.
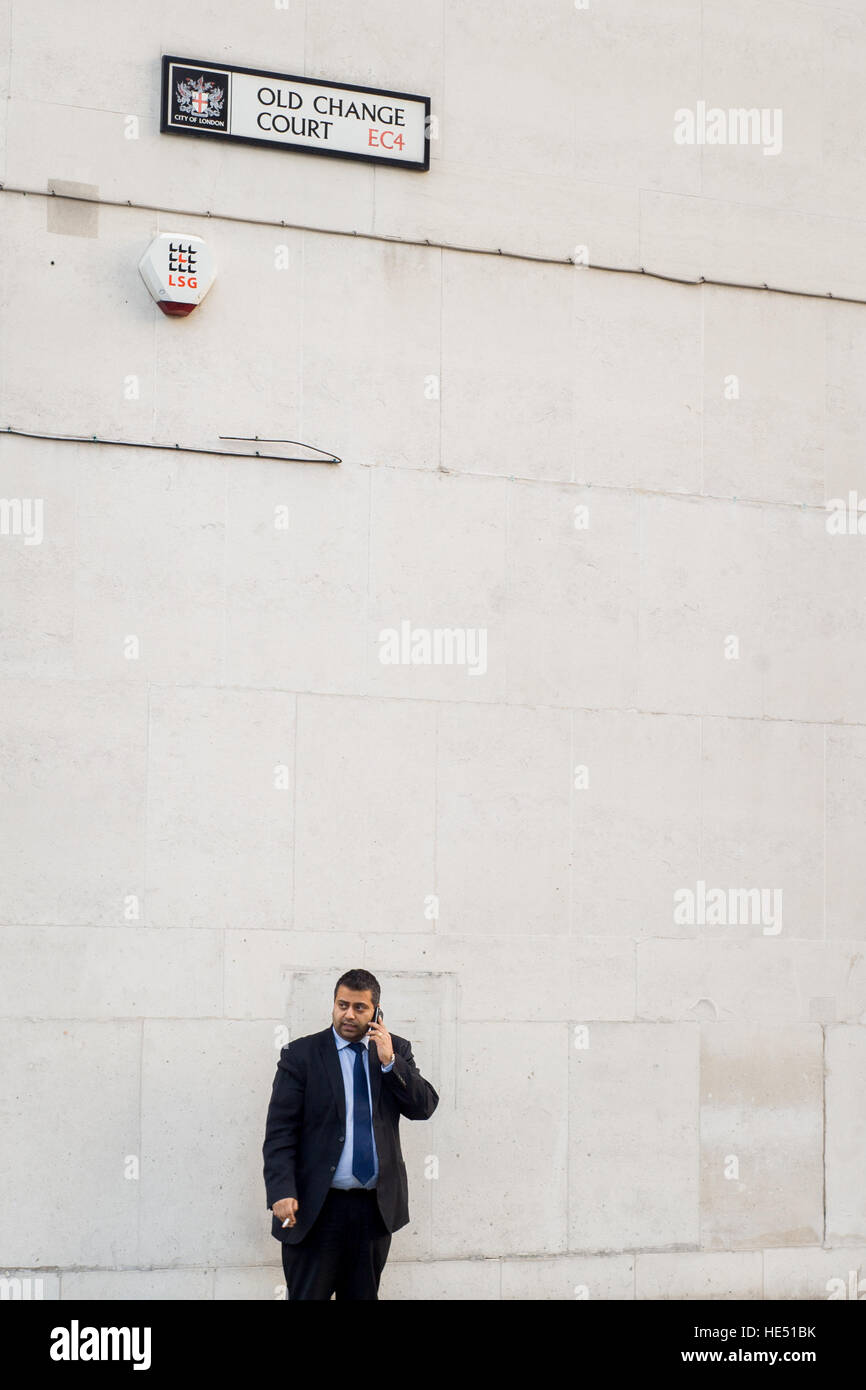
[2,182,865,306]
[1,179,859,464]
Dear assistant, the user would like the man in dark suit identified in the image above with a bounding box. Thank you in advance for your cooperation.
[263,968,439,1300]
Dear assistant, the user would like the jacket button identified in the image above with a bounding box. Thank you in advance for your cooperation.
[329,1166,336,1172]
[338,1135,344,1142]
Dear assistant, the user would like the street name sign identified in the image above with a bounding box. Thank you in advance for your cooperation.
[161,55,430,170]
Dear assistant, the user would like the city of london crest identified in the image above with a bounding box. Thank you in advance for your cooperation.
[175,74,225,119]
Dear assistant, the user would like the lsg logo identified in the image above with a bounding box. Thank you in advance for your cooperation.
[167,240,198,289]
[0,1275,44,1299]
[826,1269,866,1299]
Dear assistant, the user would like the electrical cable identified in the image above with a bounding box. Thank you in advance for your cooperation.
[1,182,863,306]
[1,179,859,462]
[0,424,340,463]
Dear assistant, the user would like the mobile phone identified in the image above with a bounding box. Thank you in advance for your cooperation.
[369,1005,382,1030]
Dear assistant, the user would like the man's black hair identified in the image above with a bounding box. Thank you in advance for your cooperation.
[334,968,380,1009]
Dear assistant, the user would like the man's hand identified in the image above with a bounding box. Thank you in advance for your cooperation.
[368,1016,394,1065]
[273,1197,298,1228]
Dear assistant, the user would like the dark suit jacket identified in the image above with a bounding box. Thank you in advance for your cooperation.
[262,1025,439,1245]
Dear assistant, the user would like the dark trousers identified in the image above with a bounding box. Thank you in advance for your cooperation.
[281,1188,392,1300]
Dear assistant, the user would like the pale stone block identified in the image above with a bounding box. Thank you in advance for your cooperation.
[380,1258,500,1300]
[366,467,508,703]
[636,497,768,718]
[826,301,866,498]
[826,1025,866,1243]
[571,711,700,937]
[72,444,225,685]
[761,507,866,724]
[698,0,823,214]
[699,718,823,939]
[189,137,375,239]
[823,11,866,223]
[574,274,702,492]
[700,1024,823,1249]
[827,727,866,940]
[0,927,223,1019]
[152,221,305,449]
[10,2,163,111]
[223,930,365,1020]
[568,1023,700,1251]
[441,255,574,482]
[215,1266,288,1301]
[573,0,701,194]
[139,1021,278,1268]
[0,679,147,925]
[0,0,9,103]
[162,8,306,93]
[504,484,640,709]
[640,191,866,302]
[389,1165,436,1265]
[300,234,441,471]
[0,199,156,438]
[442,0,577,179]
[375,166,639,266]
[0,436,76,680]
[369,466,507,622]
[224,458,369,696]
[637,940,866,1024]
[46,178,99,238]
[431,1023,568,1258]
[436,704,571,935]
[5,100,141,205]
[293,696,436,934]
[354,933,439,973]
[0,1022,140,1267]
[636,1251,762,1300]
[763,1246,866,1301]
[369,934,634,1022]
[501,1254,633,1301]
[701,286,824,506]
[145,687,294,930]
[305,0,442,110]
[61,1269,213,1300]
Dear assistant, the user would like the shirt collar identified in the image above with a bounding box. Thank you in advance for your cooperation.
[332,1023,368,1051]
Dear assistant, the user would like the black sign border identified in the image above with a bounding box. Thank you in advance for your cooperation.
[160,54,431,172]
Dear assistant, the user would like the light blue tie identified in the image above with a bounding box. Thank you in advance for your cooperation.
[349,1041,375,1185]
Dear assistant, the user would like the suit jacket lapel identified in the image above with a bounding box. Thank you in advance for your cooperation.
[369,1038,382,1112]
[320,1027,346,1124]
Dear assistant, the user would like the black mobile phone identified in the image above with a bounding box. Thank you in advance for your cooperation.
[370,1006,382,1030]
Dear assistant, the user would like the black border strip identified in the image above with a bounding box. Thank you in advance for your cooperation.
[160,54,431,171]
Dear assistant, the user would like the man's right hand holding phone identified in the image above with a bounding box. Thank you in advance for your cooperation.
[273,1197,298,1228]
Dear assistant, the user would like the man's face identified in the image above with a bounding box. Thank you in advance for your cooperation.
[332,987,376,1039]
